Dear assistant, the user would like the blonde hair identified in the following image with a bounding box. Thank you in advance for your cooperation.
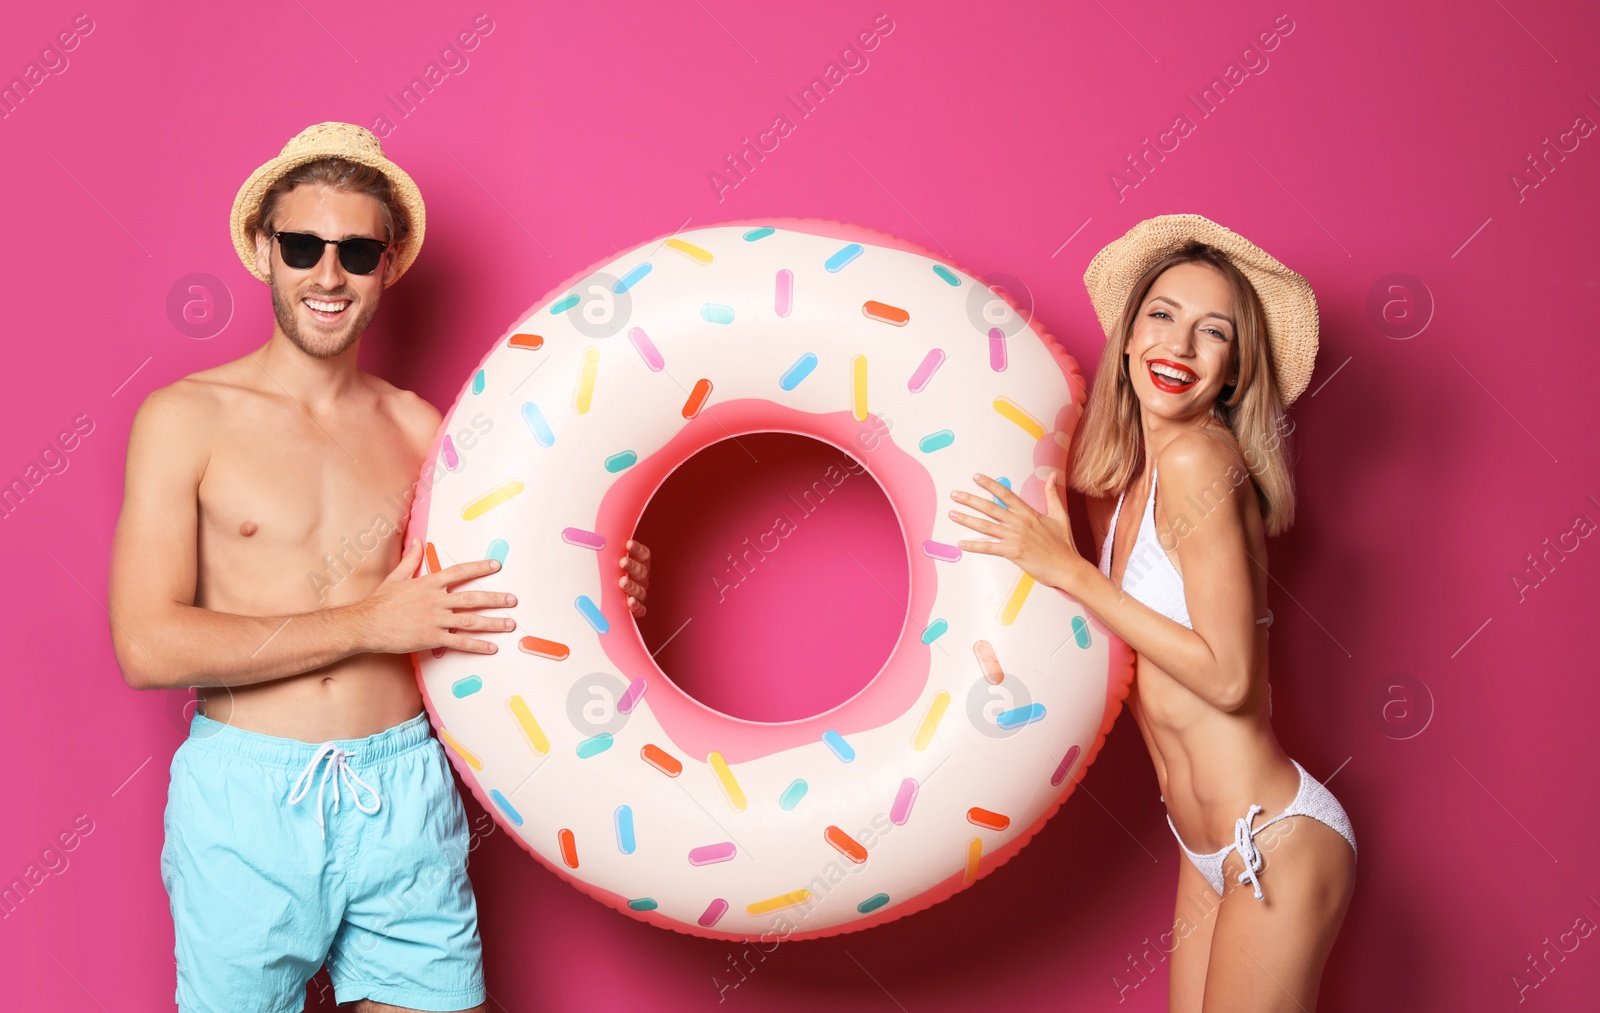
[246,157,410,250]
[1068,241,1298,535]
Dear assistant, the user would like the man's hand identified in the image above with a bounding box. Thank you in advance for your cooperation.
[619,539,651,618]
[355,538,517,655]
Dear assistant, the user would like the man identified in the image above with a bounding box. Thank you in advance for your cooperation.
[108,122,651,1012]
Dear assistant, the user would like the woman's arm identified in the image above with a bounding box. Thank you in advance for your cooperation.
[949,433,1261,712]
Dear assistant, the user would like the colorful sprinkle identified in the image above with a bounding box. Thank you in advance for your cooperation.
[778,779,808,811]
[780,352,817,391]
[688,842,737,866]
[577,732,614,759]
[997,703,1046,730]
[891,777,918,826]
[775,269,794,317]
[561,527,605,551]
[424,542,441,574]
[1051,744,1082,788]
[575,595,609,633]
[932,264,961,286]
[822,729,855,763]
[629,326,664,371]
[918,429,954,453]
[921,618,948,644]
[618,677,648,714]
[964,838,983,883]
[1072,615,1092,649]
[438,728,482,771]
[550,294,579,314]
[682,378,713,419]
[486,538,509,565]
[614,262,652,293]
[746,890,812,916]
[743,226,775,241]
[615,805,636,854]
[518,636,569,661]
[998,571,1035,626]
[490,789,523,826]
[462,479,524,521]
[699,899,730,928]
[558,828,579,868]
[824,826,868,864]
[707,751,746,812]
[627,897,658,911]
[862,300,910,326]
[451,675,482,698]
[858,892,891,914]
[521,402,555,447]
[908,349,945,393]
[975,640,1003,684]
[701,303,734,325]
[968,807,1011,832]
[912,691,951,751]
[509,332,544,351]
[988,328,1008,371]
[441,435,459,470]
[471,369,485,394]
[641,744,682,777]
[851,355,869,421]
[665,237,713,264]
[574,346,599,413]
[825,244,863,272]
[507,695,550,755]
[993,395,1046,439]
[923,539,962,562]
[604,450,638,473]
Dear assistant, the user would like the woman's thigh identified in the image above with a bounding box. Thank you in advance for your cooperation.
[1169,853,1223,1013]
[1201,816,1356,1012]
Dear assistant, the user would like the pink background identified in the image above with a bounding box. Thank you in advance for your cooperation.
[3,1,1598,1010]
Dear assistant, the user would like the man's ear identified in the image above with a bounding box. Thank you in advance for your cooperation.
[382,246,401,288]
[254,231,273,278]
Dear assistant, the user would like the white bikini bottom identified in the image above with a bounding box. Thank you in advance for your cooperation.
[1166,759,1356,901]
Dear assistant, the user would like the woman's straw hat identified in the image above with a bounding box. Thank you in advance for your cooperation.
[1082,213,1319,405]
[229,121,426,288]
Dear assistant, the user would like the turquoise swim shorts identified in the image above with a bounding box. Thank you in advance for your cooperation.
[160,709,486,1012]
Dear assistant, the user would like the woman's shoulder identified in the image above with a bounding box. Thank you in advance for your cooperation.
[1156,426,1252,503]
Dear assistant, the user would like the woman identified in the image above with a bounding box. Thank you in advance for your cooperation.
[948,214,1355,1011]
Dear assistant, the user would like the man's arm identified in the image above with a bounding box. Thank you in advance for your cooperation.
[108,383,509,691]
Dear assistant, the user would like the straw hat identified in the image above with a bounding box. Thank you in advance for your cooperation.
[229,121,426,288]
[1082,213,1319,405]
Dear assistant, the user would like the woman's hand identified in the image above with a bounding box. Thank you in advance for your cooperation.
[619,539,651,617]
[948,471,1081,590]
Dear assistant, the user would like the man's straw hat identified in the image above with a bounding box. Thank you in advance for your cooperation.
[229,122,426,288]
[1082,213,1319,405]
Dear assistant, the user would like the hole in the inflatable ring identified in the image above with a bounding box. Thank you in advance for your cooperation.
[634,433,909,723]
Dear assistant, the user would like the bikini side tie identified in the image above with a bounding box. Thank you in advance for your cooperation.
[287,743,383,840]
[1234,804,1267,901]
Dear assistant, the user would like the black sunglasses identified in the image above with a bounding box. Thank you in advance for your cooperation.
[274,230,390,275]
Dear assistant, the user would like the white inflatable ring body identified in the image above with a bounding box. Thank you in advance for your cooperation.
[407,219,1133,940]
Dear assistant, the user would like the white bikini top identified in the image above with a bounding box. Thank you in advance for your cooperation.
[1097,461,1273,632]
[1098,461,1193,629]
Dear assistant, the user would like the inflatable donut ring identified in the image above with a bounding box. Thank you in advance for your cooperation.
[406,219,1135,941]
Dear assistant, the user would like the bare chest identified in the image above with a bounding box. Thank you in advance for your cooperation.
[196,401,426,608]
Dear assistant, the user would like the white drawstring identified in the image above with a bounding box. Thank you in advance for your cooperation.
[287,743,382,840]
[1234,804,1266,900]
